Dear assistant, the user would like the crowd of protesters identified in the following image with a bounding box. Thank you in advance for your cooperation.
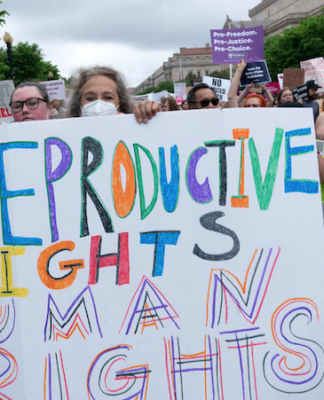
[8,61,324,131]
[9,61,324,124]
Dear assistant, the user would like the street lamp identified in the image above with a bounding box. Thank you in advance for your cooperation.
[3,32,13,80]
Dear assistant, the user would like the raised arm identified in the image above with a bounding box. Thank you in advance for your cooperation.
[237,84,253,107]
[261,85,274,107]
[228,59,246,108]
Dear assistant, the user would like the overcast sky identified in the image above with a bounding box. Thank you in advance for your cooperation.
[3,0,261,87]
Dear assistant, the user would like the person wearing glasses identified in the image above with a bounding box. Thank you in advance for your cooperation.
[243,94,267,108]
[10,82,52,122]
[187,83,219,110]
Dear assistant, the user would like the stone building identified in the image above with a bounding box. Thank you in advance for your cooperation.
[224,0,324,38]
[135,0,324,94]
[134,44,223,95]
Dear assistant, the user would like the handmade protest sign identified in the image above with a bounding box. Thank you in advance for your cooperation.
[131,94,150,105]
[203,76,230,101]
[131,91,169,105]
[0,109,323,399]
[292,83,308,101]
[0,80,14,122]
[301,57,324,91]
[210,26,264,64]
[240,60,271,86]
[152,90,168,103]
[283,68,305,89]
[40,79,66,101]
[174,82,187,104]
[266,82,280,95]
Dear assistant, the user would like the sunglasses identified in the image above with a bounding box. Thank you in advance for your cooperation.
[193,98,219,108]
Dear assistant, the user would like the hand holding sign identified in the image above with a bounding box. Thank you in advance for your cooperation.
[237,59,247,72]
[240,61,271,86]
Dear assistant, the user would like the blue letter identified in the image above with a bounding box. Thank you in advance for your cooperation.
[285,128,318,193]
[0,142,42,245]
[159,145,179,213]
[140,231,180,276]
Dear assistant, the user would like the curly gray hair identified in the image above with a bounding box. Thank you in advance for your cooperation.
[68,66,133,117]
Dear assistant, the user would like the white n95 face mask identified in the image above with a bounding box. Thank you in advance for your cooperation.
[81,100,119,117]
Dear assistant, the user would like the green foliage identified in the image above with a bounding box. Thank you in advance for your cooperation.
[136,87,157,95]
[0,2,9,27]
[156,80,174,93]
[185,72,202,86]
[136,80,174,95]
[0,42,61,85]
[39,61,61,81]
[62,76,73,88]
[209,67,236,80]
[265,11,324,79]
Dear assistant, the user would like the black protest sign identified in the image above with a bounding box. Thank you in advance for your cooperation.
[292,84,308,101]
[240,61,271,86]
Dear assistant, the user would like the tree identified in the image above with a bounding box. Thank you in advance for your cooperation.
[136,87,157,95]
[264,10,324,80]
[184,72,202,86]
[156,80,174,93]
[0,42,61,85]
[136,80,174,95]
[0,1,9,27]
[63,76,74,89]
[209,67,237,80]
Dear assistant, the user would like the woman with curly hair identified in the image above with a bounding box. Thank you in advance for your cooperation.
[161,96,181,112]
[68,66,159,123]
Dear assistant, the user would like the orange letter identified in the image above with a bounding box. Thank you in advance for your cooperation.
[112,141,136,218]
[37,241,84,290]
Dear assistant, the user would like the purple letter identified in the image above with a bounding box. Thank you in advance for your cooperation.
[186,147,213,203]
[45,138,72,242]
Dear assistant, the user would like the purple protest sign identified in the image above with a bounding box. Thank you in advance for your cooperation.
[210,26,264,64]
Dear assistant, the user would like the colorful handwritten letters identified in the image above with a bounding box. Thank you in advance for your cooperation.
[0,109,323,399]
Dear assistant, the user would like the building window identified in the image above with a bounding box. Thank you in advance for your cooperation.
[187,57,191,61]
[205,70,209,76]
[197,56,200,60]
[197,71,201,78]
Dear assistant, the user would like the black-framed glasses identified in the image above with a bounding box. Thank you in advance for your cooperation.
[193,98,219,108]
[10,97,48,113]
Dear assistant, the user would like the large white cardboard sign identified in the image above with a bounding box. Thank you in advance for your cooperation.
[0,80,15,122]
[300,57,324,92]
[0,109,323,399]
[40,79,66,101]
[174,82,187,104]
